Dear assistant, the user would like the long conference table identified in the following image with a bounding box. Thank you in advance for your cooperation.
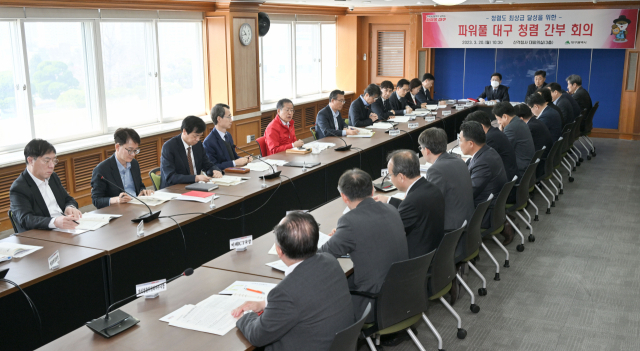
[2,102,485,350]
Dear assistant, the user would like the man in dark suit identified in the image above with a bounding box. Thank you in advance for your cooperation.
[537,88,566,126]
[389,79,414,115]
[493,102,535,178]
[419,128,475,232]
[479,72,510,102]
[315,90,359,139]
[566,74,593,112]
[564,91,582,119]
[319,169,408,323]
[547,83,576,125]
[525,70,548,101]
[203,103,253,170]
[374,150,445,258]
[233,212,354,351]
[527,93,562,141]
[459,122,509,237]
[10,139,81,233]
[465,111,518,182]
[514,104,553,178]
[160,116,222,189]
[371,80,401,120]
[416,73,436,105]
[348,84,381,127]
[91,128,153,209]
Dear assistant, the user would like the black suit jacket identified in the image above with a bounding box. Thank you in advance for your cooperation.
[315,105,346,139]
[416,87,436,104]
[467,145,508,227]
[564,92,582,118]
[389,177,445,259]
[237,253,354,351]
[526,117,553,178]
[548,103,566,127]
[485,127,518,182]
[389,92,409,115]
[537,106,563,141]
[555,94,575,125]
[9,169,78,233]
[406,94,419,110]
[348,95,375,127]
[479,85,510,102]
[371,98,392,121]
[571,86,592,112]
[525,82,547,101]
[91,154,146,209]
[160,134,221,189]
[203,128,240,170]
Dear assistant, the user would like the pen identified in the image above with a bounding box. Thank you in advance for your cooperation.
[64,214,80,225]
[245,288,264,295]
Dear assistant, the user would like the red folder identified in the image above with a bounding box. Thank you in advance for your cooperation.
[182,191,214,198]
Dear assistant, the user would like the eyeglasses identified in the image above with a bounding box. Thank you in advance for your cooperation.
[124,147,141,155]
[39,157,59,166]
[281,108,294,113]
[337,100,346,104]
[223,115,233,120]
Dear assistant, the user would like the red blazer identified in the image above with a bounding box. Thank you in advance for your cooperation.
[264,115,297,155]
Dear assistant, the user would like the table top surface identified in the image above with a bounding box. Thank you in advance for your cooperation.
[0,236,106,298]
[37,268,282,351]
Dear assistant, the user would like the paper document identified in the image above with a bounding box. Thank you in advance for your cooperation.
[343,206,350,214]
[169,295,247,336]
[130,195,170,207]
[73,213,122,231]
[268,232,331,255]
[303,141,336,151]
[160,305,195,323]
[420,163,432,172]
[210,175,243,186]
[53,228,89,235]
[347,127,374,137]
[265,260,288,272]
[0,242,43,258]
[245,162,271,172]
[366,122,394,130]
[175,194,219,203]
[390,116,412,123]
[263,159,288,166]
[0,254,12,263]
[219,281,278,295]
[392,192,406,201]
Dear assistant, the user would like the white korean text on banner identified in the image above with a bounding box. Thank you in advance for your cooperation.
[422,9,638,49]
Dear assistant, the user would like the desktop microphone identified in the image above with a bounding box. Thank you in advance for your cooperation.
[334,136,352,151]
[97,174,160,223]
[235,145,281,180]
[373,172,395,192]
[86,268,194,338]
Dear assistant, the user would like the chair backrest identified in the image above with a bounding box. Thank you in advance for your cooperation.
[583,101,599,134]
[148,167,161,191]
[7,210,18,233]
[553,133,569,168]
[428,224,465,297]
[255,136,268,157]
[540,138,562,180]
[344,118,349,126]
[489,177,517,229]
[531,147,546,164]
[310,126,317,141]
[570,115,583,144]
[514,159,539,207]
[328,303,371,351]
[461,196,493,261]
[375,251,435,331]
[561,122,575,152]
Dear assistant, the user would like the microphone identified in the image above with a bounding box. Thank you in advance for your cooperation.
[97,174,160,223]
[334,136,352,151]
[373,172,395,192]
[235,145,281,180]
[86,268,193,338]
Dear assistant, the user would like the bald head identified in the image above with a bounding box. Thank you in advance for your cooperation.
[274,211,319,260]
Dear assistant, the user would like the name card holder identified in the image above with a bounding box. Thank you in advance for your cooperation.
[408,122,419,129]
[231,235,253,252]
[389,129,401,136]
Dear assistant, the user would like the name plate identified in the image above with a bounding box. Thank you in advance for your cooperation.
[137,221,144,237]
[381,168,388,177]
[48,250,60,270]
[442,110,451,116]
[389,129,401,136]
[230,235,253,251]
[136,279,167,298]
[408,122,419,129]
[425,116,436,122]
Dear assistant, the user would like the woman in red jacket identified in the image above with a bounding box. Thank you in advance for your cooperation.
[264,99,304,155]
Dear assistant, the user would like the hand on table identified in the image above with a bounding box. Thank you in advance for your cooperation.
[372,195,389,203]
[195,174,211,182]
[345,128,359,136]
[328,228,337,237]
[293,140,304,148]
[64,206,82,219]
[139,189,154,196]
[231,300,266,318]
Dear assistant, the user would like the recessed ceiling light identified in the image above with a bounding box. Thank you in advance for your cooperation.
[363,1,371,3]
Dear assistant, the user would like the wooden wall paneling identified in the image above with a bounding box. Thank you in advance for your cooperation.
[71,152,103,194]
[303,105,317,131]
[260,112,275,136]
[370,24,410,85]
[234,117,261,154]
[293,107,303,135]
[0,164,24,230]
[336,16,358,93]
[206,16,230,108]
[232,16,260,114]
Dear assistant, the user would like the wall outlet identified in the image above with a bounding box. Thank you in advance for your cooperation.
[246,135,255,143]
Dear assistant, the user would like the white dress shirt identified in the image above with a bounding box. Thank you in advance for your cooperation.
[27,168,64,229]
[181,138,197,174]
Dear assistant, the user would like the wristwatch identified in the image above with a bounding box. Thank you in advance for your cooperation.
[243,310,253,315]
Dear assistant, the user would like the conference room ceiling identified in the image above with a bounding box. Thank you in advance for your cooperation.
[222,0,638,8]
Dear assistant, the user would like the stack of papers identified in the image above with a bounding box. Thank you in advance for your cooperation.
[167,295,247,335]
[219,281,278,301]
[0,242,43,258]
[420,162,432,172]
[302,141,336,151]
[245,162,271,172]
[75,213,122,231]
[209,175,243,186]
[392,192,406,201]
[130,192,180,206]
[348,127,375,138]
[175,191,219,203]
[390,116,412,123]
[367,122,394,130]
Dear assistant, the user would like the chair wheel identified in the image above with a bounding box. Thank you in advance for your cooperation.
[457,328,467,339]
[591,152,596,157]
[551,201,556,207]
[478,288,487,296]
[587,155,591,160]
[572,167,576,172]
[559,189,564,195]
[470,304,480,313]
[554,195,559,200]
[569,177,574,182]
[528,234,535,242]
[546,208,551,214]
[576,162,581,166]
[517,244,525,252]
[534,215,539,221]
[504,259,510,268]
[494,273,500,281]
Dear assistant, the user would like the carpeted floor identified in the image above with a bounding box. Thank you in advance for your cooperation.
[358,138,640,351]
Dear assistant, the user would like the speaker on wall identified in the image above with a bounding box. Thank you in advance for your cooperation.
[258,12,270,37]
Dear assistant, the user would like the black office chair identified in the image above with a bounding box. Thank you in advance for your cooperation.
[7,210,18,233]
[579,101,599,159]
[528,146,546,220]
[481,177,517,271]
[148,167,161,191]
[328,303,371,351]
[357,251,435,350]
[551,131,571,198]
[535,138,563,214]
[456,196,494,292]
[568,115,584,167]
[310,126,318,141]
[506,159,540,250]
[559,122,577,174]
[427,223,468,339]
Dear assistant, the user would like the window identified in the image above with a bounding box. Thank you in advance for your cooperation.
[0,11,205,154]
[158,22,205,119]
[259,20,336,104]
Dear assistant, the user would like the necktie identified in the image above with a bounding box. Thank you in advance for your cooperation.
[187,146,194,175]
[384,99,390,111]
